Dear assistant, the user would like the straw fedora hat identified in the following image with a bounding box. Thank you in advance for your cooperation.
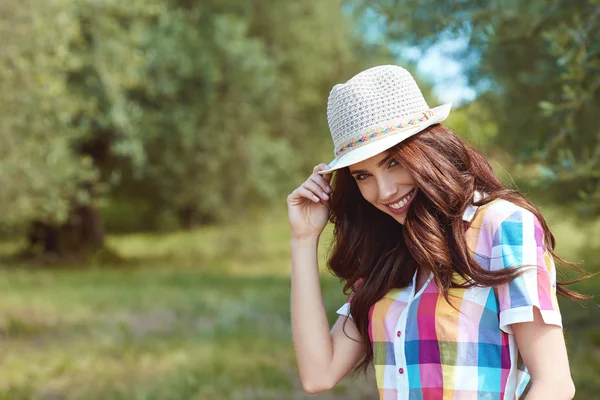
[319,65,452,175]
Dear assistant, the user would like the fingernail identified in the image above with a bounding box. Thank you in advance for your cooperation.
[313,195,320,202]
[326,186,331,193]
[322,193,329,200]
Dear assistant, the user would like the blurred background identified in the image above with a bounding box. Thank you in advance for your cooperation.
[0,0,598,399]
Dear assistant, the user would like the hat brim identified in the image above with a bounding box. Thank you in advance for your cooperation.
[318,103,452,175]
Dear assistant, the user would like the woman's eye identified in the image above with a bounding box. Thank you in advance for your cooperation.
[354,173,369,181]
[389,159,400,167]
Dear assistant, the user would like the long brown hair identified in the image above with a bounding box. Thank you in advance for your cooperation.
[327,124,588,374]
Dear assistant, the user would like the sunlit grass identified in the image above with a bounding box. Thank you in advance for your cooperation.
[0,203,598,399]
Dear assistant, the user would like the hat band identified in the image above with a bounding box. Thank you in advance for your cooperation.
[335,110,434,157]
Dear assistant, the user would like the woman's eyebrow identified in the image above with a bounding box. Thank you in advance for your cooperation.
[377,153,395,167]
[349,154,394,175]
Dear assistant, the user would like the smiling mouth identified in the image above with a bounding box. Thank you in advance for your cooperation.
[386,189,416,210]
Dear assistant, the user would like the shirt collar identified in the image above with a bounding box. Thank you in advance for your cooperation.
[462,190,484,222]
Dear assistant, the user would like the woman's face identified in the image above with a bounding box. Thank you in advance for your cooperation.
[348,150,418,225]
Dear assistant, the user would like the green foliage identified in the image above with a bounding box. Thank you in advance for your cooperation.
[443,100,498,150]
[90,3,278,222]
[1,0,386,232]
[360,0,600,215]
[0,0,98,227]
[67,0,377,228]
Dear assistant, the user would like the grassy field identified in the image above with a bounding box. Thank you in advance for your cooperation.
[0,205,599,399]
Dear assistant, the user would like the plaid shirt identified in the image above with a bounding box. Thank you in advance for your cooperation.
[337,197,562,400]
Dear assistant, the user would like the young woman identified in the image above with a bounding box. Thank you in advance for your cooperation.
[287,65,584,399]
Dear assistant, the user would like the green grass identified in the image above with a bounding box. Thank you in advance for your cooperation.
[0,205,598,399]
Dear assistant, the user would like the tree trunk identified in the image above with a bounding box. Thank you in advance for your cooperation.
[26,205,105,263]
[177,205,218,230]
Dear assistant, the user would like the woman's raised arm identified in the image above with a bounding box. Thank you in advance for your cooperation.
[288,164,365,393]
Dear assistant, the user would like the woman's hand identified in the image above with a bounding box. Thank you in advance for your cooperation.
[287,164,333,240]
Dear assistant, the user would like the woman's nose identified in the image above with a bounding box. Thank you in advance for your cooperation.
[377,178,398,202]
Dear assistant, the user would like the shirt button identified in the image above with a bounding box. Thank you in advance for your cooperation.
[396,331,401,337]
[398,368,404,374]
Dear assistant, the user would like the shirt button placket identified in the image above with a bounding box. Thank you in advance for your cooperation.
[395,321,409,396]
[394,285,416,398]
[396,331,404,373]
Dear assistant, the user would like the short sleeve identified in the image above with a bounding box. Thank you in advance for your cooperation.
[336,279,362,319]
[490,208,562,334]
[336,302,352,318]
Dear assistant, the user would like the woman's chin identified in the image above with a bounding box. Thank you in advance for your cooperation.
[382,209,407,225]
[393,214,407,225]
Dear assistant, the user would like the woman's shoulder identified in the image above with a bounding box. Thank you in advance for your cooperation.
[469,196,537,235]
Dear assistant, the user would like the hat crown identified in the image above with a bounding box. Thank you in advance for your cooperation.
[327,65,430,156]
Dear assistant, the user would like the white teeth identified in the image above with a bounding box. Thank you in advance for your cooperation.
[388,191,413,209]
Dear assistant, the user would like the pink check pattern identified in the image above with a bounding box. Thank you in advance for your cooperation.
[337,199,562,400]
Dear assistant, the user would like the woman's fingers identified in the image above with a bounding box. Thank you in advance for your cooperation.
[308,173,331,195]
[287,164,332,206]
[294,186,321,203]
[314,164,333,177]
[304,179,329,201]
[312,163,330,174]
[315,163,334,179]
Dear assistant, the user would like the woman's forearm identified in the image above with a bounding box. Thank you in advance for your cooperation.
[290,236,335,392]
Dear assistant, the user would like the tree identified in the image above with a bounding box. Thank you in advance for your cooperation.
[0,0,104,259]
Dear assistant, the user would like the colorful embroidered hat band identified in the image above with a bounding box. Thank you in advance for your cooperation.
[335,110,435,157]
